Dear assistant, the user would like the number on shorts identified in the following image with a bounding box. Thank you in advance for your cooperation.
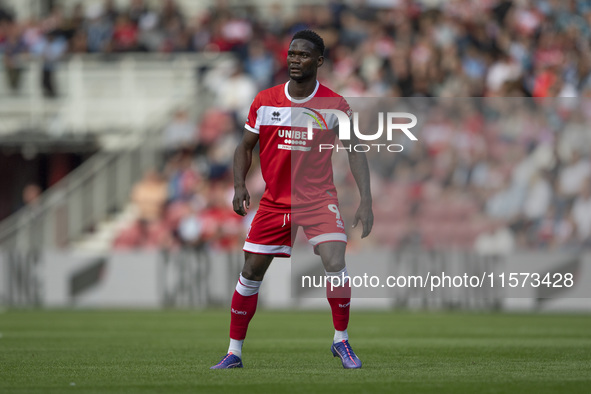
[328,204,341,219]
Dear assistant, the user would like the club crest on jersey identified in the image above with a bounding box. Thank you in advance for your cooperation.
[303,107,328,131]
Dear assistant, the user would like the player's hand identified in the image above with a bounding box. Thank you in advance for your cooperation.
[352,200,373,238]
[233,186,250,216]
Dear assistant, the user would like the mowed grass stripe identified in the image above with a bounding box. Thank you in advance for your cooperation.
[0,310,590,393]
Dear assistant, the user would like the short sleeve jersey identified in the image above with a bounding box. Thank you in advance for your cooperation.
[245,81,351,213]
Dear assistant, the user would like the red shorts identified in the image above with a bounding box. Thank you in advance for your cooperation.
[243,203,347,257]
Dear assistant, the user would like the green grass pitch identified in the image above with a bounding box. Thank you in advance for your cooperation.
[1,309,590,393]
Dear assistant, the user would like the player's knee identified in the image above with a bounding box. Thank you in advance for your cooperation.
[242,255,271,281]
[241,266,264,281]
[323,259,345,273]
[321,250,345,272]
[318,243,346,272]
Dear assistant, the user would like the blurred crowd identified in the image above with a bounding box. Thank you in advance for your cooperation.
[357,97,591,253]
[3,0,591,252]
[116,97,591,253]
[2,0,591,97]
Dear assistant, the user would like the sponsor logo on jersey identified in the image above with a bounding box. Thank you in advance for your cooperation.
[277,129,311,151]
[271,111,281,122]
[277,129,311,140]
[278,144,311,151]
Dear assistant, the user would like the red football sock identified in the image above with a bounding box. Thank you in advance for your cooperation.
[229,290,259,340]
[326,278,351,332]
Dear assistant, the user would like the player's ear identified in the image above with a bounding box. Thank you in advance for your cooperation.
[317,55,324,68]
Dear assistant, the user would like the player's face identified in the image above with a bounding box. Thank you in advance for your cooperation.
[287,39,324,82]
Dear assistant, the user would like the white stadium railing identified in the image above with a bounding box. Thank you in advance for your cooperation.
[0,138,160,250]
[0,53,232,137]
[0,52,231,250]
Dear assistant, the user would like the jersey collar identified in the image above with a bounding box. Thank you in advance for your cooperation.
[284,80,319,104]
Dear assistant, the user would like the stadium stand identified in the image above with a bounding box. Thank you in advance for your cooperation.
[1,0,591,253]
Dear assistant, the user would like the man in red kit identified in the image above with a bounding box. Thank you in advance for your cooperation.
[211,30,373,370]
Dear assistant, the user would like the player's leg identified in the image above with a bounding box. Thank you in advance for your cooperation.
[302,203,351,341]
[211,209,291,369]
[317,241,350,341]
[301,201,361,369]
[317,241,361,369]
[228,253,273,354]
[210,252,272,369]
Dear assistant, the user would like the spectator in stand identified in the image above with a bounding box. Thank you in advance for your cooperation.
[159,0,184,30]
[486,51,523,96]
[69,28,88,53]
[31,29,67,98]
[177,207,205,248]
[195,109,235,152]
[63,3,86,35]
[19,183,44,246]
[62,4,88,52]
[113,217,172,250]
[2,21,27,94]
[39,5,65,34]
[192,180,243,252]
[474,219,515,257]
[245,40,274,90]
[187,12,211,52]
[534,207,570,249]
[131,169,168,223]
[215,63,257,122]
[520,169,554,245]
[571,179,591,247]
[127,0,149,26]
[84,3,113,53]
[160,11,189,52]
[559,110,591,156]
[161,109,197,158]
[205,131,238,180]
[111,14,138,52]
[114,169,172,250]
[102,0,119,25]
[165,151,201,203]
[21,183,42,208]
[523,169,553,224]
[557,150,591,216]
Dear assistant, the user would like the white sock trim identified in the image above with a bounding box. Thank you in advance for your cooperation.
[228,338,243,358]
[236,274,262,296]
[334,329,349,343]
[325,267,349,285]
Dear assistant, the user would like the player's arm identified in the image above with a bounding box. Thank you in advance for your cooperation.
[233,129,259,216]
[339,124,374,238]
